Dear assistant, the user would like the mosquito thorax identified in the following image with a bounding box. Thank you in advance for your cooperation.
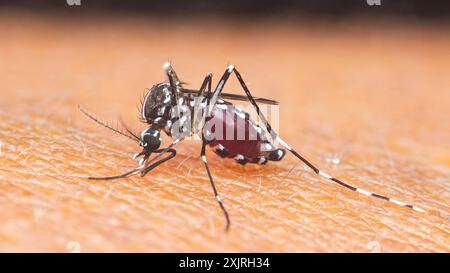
[142,83,173,129]
[140,127,162,152]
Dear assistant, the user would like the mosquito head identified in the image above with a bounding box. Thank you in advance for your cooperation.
[141,83,173,128]
[139,127,162,153]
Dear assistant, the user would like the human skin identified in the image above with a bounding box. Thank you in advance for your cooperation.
[0,12,449,252]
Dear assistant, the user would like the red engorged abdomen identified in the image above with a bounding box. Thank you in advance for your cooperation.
[206,105,264,159]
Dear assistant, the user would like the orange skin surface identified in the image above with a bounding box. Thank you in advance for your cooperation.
[0,12,449,252]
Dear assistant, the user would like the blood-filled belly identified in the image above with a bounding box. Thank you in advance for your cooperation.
[205,104,264,159]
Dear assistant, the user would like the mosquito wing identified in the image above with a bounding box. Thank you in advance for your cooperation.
[179,88,279,105]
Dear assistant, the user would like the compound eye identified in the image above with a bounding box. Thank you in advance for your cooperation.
[141,128,161,151]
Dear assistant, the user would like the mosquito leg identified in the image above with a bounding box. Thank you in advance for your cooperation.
[163,61,182,87]
[219,65,426,213]
[142,137,183,168]
[192,72,212,135]
[164,62,182,124]
[88,149,176,180]
[88,168,141,181]
[201,139,231,231]
[197,73,231,231]
[206,65,235,114]
[89,136,182,181]
[141,148,177,176]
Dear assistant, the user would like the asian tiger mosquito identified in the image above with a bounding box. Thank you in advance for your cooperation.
[79,62,426,231]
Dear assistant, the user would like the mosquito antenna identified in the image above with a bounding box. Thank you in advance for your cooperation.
[78,105,140,142]
[118,116,141,140]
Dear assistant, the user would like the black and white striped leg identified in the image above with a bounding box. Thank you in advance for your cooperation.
[207,64,235,114]
[163,61,182,88]
[164,62,183,123]
[192,72,213,134]
[214,144,230,158]
[234,154,248,165]
[276,138,426,212]
[222,65,426,213]
[201,137,231,231]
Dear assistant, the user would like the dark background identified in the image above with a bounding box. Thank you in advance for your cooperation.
[1,0,449,20]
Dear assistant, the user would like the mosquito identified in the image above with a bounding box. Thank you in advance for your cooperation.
[79,62,426,231]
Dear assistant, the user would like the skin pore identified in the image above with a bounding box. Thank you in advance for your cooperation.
[0,13,449,252]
